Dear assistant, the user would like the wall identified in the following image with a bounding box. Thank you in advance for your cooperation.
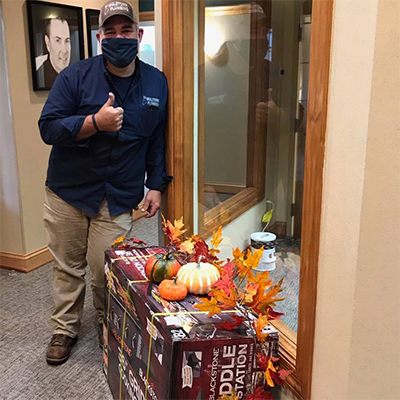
[0,0,24,254]
[0,0,138,255]
[312,0,400,398]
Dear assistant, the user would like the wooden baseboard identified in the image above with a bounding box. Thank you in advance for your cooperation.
[268,221,287,237]
[0,247,53,273]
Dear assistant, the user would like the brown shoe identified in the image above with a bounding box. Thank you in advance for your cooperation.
[46,334,78,365]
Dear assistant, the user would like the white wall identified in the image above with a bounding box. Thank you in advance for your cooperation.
[0,1,24,254]
[312,0,400,398]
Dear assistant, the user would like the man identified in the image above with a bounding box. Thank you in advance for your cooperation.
[39,0,171,365]
[38,17,71,88]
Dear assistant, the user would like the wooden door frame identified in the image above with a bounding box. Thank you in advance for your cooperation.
[162,0,334,398]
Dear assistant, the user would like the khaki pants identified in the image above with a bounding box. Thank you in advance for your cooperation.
[44,187,133,338]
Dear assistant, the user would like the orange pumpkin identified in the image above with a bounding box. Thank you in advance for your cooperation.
[145,253,181,283]
[158,279,188,301]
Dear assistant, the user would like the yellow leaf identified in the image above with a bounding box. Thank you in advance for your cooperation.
[194,297,221,316]
[112,236,126,247]
[262,209,273,223]
[211,226,223,248]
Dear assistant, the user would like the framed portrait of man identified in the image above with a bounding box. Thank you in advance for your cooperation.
[27,0,84,91]
[86,9,101,58]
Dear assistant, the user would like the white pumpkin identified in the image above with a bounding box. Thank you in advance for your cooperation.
[176,261,220,295]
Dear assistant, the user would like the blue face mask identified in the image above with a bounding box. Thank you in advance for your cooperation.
[101,38,138,68]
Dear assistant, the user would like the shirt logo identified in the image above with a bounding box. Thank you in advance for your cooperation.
[142,96,160,109]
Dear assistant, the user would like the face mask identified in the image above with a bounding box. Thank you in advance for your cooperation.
[101,38,138,68]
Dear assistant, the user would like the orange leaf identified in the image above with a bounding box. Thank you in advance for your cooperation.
[218,390,238,400]
[244,247,264,270]
[247,270,273,288]
[194,297,221,316]
[265,359,276,387]
[242,282,259,304]
[179,238,195,254]
[253,314,269,342]
[257,279,285,313]
[211,226,223,248]
[162,215,187,244]
[112,236,126,247]
[212,288,238,310]
[233,247,244,261]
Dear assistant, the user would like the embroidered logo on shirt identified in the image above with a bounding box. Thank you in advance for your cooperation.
[142,96,160,109]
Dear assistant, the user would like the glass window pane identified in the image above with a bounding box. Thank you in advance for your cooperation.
[196,0,313,334]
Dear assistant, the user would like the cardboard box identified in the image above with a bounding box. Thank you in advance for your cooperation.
[103,246,279,400]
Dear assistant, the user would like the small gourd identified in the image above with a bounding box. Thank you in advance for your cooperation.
[145,252,181,283]
[177,260,220,295]
[158,278,188,301]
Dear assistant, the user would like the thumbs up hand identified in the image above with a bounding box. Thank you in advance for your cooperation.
[95,92,124,132]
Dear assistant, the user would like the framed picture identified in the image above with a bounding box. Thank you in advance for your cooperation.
[27,0,84,91]
[86,9,101,58]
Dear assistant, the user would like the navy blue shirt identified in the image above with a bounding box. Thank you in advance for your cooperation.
[39,55,172,216]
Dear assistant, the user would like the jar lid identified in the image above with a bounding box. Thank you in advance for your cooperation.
[250,232,277,243]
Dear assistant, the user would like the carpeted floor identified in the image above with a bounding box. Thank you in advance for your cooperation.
[0,217,159,400]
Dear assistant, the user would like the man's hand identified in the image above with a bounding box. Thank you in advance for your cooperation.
[141,190,162,218]
[95,92,124,132]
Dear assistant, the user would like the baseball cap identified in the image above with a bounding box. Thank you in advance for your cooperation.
[99,1,137,27]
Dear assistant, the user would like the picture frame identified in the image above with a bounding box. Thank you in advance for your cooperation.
[86,9,101,58]
[26,0,84,91]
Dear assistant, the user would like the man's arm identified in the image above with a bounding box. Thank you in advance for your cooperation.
[39,73,124,146]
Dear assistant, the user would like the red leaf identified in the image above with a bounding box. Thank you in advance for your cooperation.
[278,369,293,381]
[268,369,292,386]
[222,260,235,277]
[129,237,147,245]
[266,306,285,320]
[269,370,284,386]
[257,355,269,371]
[246,387,275,400]
[213,275,235,295]
[192,238,219,263]
[217,316,244,331]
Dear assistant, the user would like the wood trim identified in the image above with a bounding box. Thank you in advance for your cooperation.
[0,247,53,273]
[162,0,195,235]
[203,187,263,238]
[204,182,246,195]
[139,11,155,22]
[270,320,302,398]
[198,0,206,235]
[296,0,334,398]
[205,4,251,17]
